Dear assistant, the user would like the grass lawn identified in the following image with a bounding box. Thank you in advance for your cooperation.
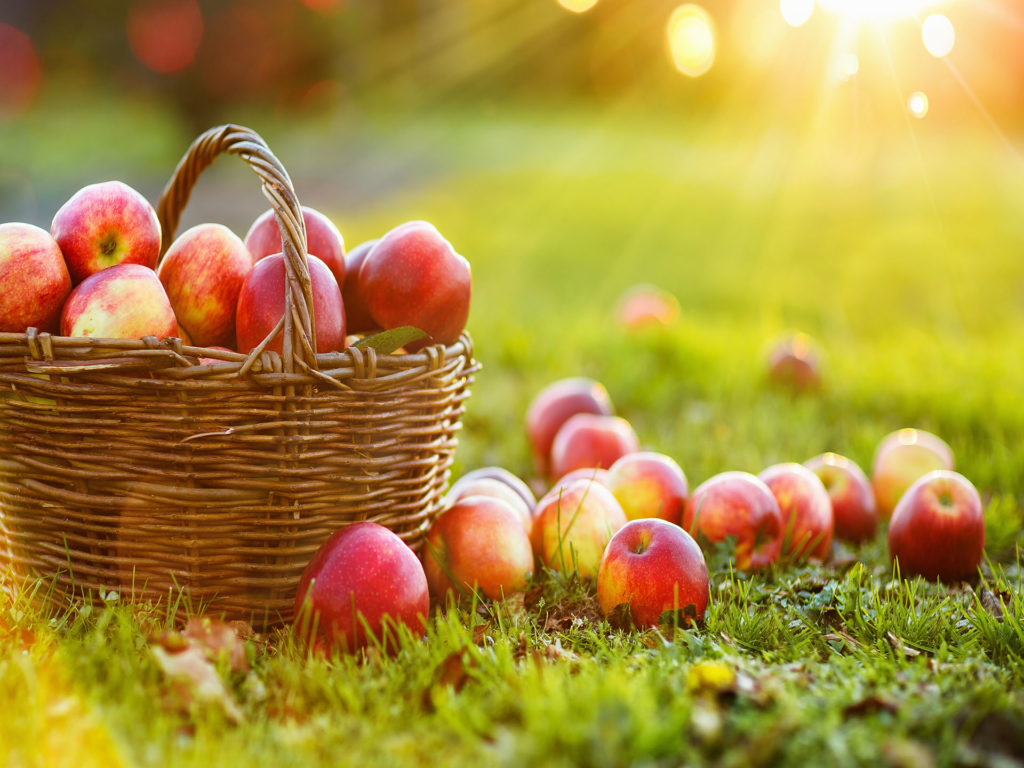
[2,103,1024,767]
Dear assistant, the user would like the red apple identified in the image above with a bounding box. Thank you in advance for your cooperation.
[549,413,639,481]
[422,496,534,601]
[682,471,783,571]
[453,466,536,514]
[758,462,834,561]
[294,522,429,655]
[551,467,611,491]
[60,263,177,339]
[357,221,470,348]
[341,239,378,334]
[157,223,253,348]
[805,452,877,544]
[888,470,984,582]
[872,428,954,518]
[444,477,532,532]
[235,252,346,355]
[50,180,161,285]
[766,332,822,392]
[615,284,680,330]
[606,451,688,524]
[526,377,614,477]
[244,206,345,287]
[0,222,71,333]
[530,478,627,579]
[597,519,709,627]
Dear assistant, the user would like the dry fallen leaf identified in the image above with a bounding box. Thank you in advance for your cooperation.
[152,645,243,723]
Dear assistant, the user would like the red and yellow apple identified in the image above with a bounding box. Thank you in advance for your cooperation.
[597,518,709,627]
[452,466,536,514]
[872,428,954,518]
[615,284,680,330]
[60,263,177,339]
[244,205,345,287]
[422,496,534,602]
[606,451,688,524]
[50,180,161,284]
[526,377,614,477]
[549,413,639,481]
[682,471,783,571]
[157,223,253,348]
[235,252,346,355]
[888,470,984,583]
[294,522,429,655]
[341,239,379,334]
[444,477,532,532]
[805,452,877,544]
[0,222,71,333]
[550,467,611,492]
[758,462,834,561]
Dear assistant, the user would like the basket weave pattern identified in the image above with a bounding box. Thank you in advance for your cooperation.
[0,125,477,627]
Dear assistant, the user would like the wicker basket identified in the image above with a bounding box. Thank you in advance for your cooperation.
[0,124,478,628]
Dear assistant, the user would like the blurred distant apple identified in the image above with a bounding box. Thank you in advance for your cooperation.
[61,264,177,339]
[245,206,345,287]
[872,428,954,518]
[616,284,680,330]
[767,332,822,392]
[805,452,877,544]
[526,377,614,478]
[549,413,639,481]
[0,223,71,333]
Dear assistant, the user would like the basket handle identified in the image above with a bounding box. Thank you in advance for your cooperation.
[155,124,318,374]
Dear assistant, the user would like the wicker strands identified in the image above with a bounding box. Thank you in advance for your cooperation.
[0,125,477,628]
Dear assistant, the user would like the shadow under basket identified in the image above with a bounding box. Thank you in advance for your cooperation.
[0,124,478,629]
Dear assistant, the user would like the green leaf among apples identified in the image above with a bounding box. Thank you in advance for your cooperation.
[352,326,428,355]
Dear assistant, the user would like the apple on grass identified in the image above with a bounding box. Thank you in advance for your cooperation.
[530,478,627,580]
[157,223,253,348]
[888,470,984,583]
[444,477,532,532]
[358,221,470,350]
[606,451,688,525]
[452,466,537,515]
[805,452,877,544]
[422,496,534,602]
[550,467,611,493]
[244,206,346,288]
[766,332,822,393]
[526,377,614,478]
[50,180,161,285]
[758,462,834,562]
[60,263,177,339]
[341,239,379,334]
[549,413,639,481]
[682,471,783,571]
[872,428,954,518]
[235,252,346,355]
[294,522,429,655]
[0,222,71,333]
[597,518,709,628]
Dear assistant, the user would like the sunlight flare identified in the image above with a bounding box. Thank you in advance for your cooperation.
[780,0,814,28]
[557,0,599,13]
[908,91,929,118]
[668,5,716,78]
[922,14,955,57]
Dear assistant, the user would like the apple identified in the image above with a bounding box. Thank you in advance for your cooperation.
[157,223,253,348]
[357,221,470,349]
[294,522,429,655]
[551,467,611,491]
[766,332,822,392]
[244,205,345,287]
[888,470,984,582]
[549,413,639,481]
[872,428,954,518]
[805,452,877,544]
[682,471,783,571]
[526,377,614,477]
[341,239,379,334]
[0,222,72,333]
[444,477,532,531]
[422,496,534,602]
[615,284,680,330]
[50,180,161,285]
[597,518,709,627]
[60,263,177,339]
[758,462,834,561]
[530,478,627,580]
[606,451,688,524]
[235,252,346,355]
[453,466,536,514]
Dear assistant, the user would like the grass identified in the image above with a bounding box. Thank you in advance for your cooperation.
[3,102,1024,766]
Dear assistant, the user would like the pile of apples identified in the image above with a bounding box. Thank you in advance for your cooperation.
[0,180,472,353]
[296,376,986,655]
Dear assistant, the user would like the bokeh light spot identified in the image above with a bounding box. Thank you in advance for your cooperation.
[780,0,814,28]
[907,91,929,118]
[837,52,859,81]
[922,14,954,58]
[0,24,42,116]
[558,0,599,13]
[668,5,716,78]
[127,0,204,74]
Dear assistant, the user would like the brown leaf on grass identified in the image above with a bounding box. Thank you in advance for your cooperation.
[843,695,899,718]
[182,617,251,673]
[886,631,922,658]
[823,630,862,653]
[472,622,492,646]
[605,603,633,631]
[152,645,243,723]
[979,588,1010,620]
[435,648,475,693]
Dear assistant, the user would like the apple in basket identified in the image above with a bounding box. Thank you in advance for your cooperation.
[341,239,379,334]
[0,222,72,333]
[50,180,161,285]
[244,206,346,288]
[295,522,429,655]
[157,223,254,348]
[235,252,346,354]
[61,263,178,339]
[357,221,471,350]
